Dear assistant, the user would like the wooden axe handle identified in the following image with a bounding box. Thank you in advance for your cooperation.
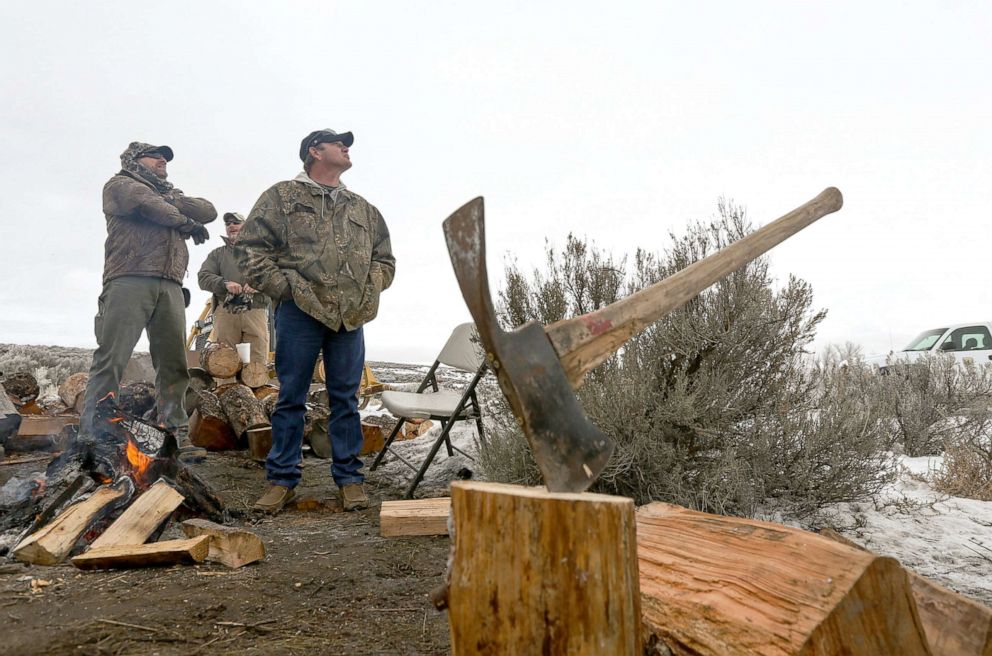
[546,187,843,385]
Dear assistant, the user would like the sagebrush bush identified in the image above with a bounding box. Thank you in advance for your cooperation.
[0,344,93,399]
[481,200,896,518]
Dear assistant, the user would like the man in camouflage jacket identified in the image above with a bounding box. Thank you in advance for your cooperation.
[80,142,216,460]
[237,129,395,513]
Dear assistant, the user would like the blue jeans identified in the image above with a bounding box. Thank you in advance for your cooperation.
[267,300,365,488]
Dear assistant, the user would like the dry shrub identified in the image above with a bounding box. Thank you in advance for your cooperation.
[0,344,92,398]
[482,200,895,518]
[933,432,992,501]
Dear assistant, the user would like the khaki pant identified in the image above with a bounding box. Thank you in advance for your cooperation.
[81,276,189,435]
[211,307,270,364]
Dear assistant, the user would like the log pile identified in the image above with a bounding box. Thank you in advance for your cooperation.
[1,372,79,457]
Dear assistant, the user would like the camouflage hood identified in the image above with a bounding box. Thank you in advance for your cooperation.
[120,142,174,194]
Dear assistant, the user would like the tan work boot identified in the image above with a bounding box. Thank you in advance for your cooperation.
[339,483,369,511]
[253,483,295,513]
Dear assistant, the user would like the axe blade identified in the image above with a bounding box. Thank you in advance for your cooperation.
[443,198,615,492]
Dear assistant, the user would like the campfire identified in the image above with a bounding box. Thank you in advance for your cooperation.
[4,395,261,570]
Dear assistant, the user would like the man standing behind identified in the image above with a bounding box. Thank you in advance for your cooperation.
[237,129,395,513]
[197,212,270,364]
[80,142,216,461]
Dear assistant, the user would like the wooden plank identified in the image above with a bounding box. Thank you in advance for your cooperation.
[180,519,265,568]
[13,486,125,565]
[447,481,641,655]
[380,497,451,537]
[90,480,184,549]
[820,528,992,656]
[17,414,77,437]
[71,535,210,570]
[637,503,932,656]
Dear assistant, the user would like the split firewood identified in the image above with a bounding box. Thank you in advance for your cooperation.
[819,528,992,656]
[239,362,270,389]
[217,384,268,438]
[199,342,242,379]
[90,480,184,549]
[189,390,238,450]
[71,535,210,570]
[403,418,434,440]
[247,426,271,462]
[57,372,89,413]
[636,503,931,655]
[118,382,155,418]
[180,518,265,568]
[7,415,76,453]
[185,367,215,416]
[14,485,126,565]
[254,384,279,402]
[360,421,385,455]
[380,497,451,537]
[5,372,40,406]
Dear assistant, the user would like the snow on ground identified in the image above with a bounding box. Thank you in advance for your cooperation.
[370,363,992,605]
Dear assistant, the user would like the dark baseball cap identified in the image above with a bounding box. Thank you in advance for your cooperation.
[223,212,245,225]
[299,129,354,161]
[138,144,174,161]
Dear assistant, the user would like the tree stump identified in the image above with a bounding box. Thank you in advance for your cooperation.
[239,362,270,389]
[446,481,641,655]
[217,384,268,439]
[189,390,238,450]
[5,372,40,405]
[58,372,89,413]
[199,342,242,379]
[636,503,932,656]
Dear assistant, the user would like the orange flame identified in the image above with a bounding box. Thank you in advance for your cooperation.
[125,437,153,480]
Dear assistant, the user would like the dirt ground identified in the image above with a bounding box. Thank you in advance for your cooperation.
[1,450,454,656]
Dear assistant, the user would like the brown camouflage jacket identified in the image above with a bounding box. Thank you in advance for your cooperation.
[102,170,217,285]
[236,173,395,331]
[197,237,270,310]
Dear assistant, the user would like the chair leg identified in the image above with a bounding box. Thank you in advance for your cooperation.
[370,417,406,470]
[438,418,454,457]
[404,421,457,499]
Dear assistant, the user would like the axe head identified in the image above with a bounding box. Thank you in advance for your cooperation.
[443,197,614,493]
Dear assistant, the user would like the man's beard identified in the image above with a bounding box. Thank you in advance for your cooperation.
[139,162,168,179]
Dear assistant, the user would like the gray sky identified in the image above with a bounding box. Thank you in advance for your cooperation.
[1,1,990,363]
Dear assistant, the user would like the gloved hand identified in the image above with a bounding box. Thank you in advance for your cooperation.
[178,219,210,245]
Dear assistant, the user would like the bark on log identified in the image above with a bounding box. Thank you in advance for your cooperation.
[254,384,279,402]
[172,465,226,522]
[239,362,270,389]
[180,518,265,568]
[13,486,127,565]
[90,480,184,549]
[118,382,156,418]
[217,384,268,438]
[189,391,238,450]
[304,403,331,458]
[71,535,210,570]
[5,372,40,405]
[636,503,932,656]
[199,342,242,379]
[261,391,278,417]
[447,481,641,655]
[185,367,215,416]
[819,528,992,656]
[58,372,89,412]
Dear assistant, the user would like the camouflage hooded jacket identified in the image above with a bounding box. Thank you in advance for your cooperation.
[101,142,217,284]
[236,173,395,331]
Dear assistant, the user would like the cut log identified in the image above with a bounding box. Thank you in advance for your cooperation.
[380,497,451,537]
[185,367,215,416]
[403,418,434,440]
[217,384,268,438]
[5,372,40,405]
[118,382,156,418]
[260,391,278,418]
[17,414,78,436]
[58,372,89,412]
[254,384,279,402]
[247,426,271,462]
[636,503,931,656]
[304,403,331,458]
[819,528,992,656]
[13,486,126,565]
[447,481,641,655]
[71,535,210,570]
[239,362,270,389]
[90,480,184,549]
[180,518,265,568]
[360,421,385,455]
[189,390,238,450]
[199,342,242,379]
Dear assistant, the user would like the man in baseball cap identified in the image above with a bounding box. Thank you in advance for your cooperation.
[237,128,394,513]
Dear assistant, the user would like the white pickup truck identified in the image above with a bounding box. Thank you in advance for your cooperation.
[868,321,992,372]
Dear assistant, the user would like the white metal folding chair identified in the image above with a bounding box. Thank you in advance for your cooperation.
[369,323,487,498]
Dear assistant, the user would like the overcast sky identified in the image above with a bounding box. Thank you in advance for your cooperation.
[1,2,989,363]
